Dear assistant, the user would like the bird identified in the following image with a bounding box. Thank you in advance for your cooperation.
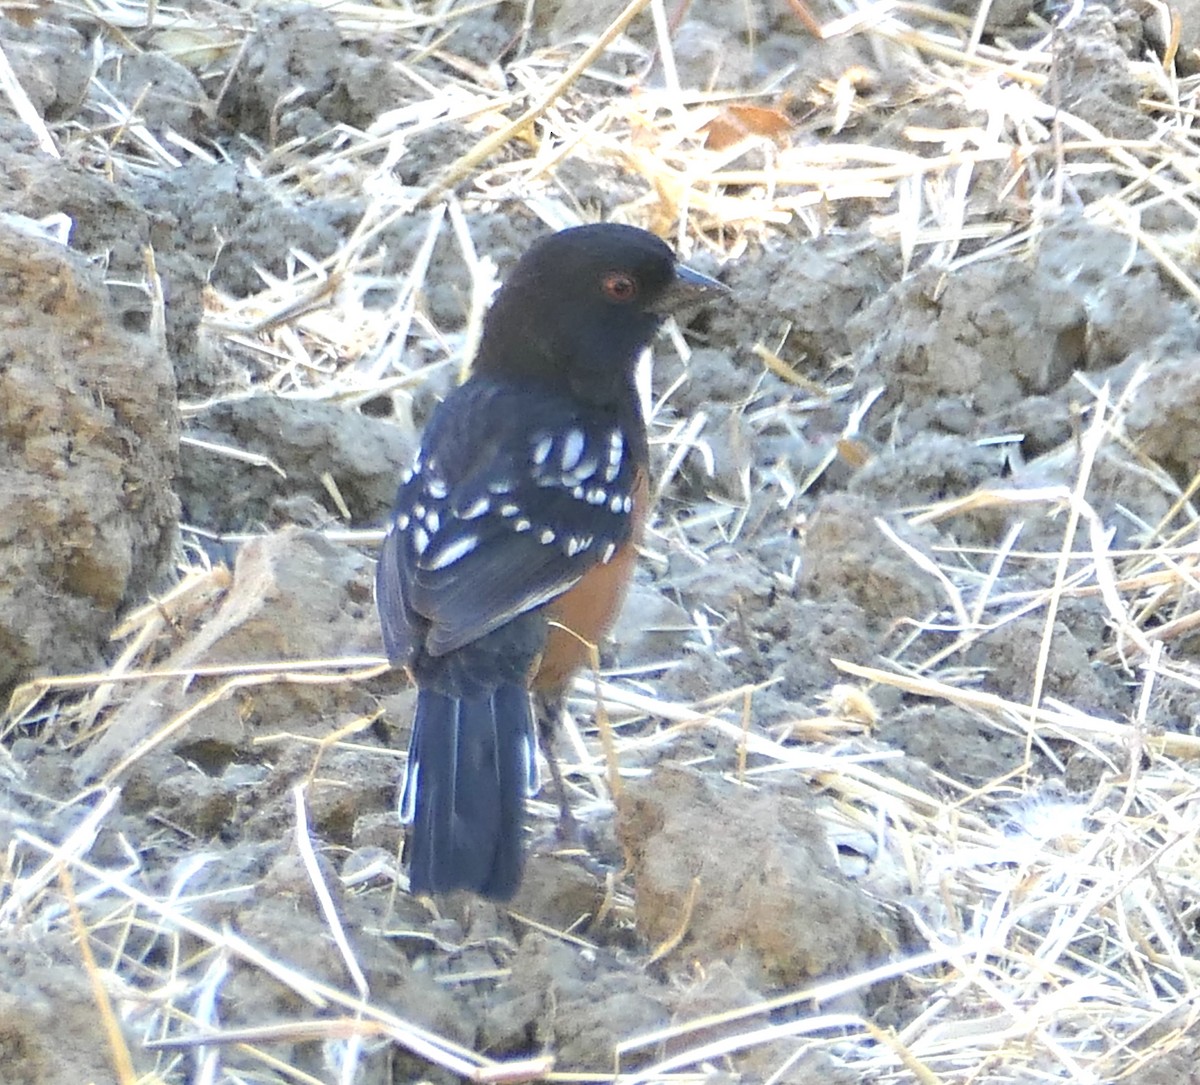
[375,223,728,900]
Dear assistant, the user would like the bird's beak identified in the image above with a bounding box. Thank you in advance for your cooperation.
[654,263,730,313]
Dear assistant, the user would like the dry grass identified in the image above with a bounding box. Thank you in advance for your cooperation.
[5,0,1200,1081]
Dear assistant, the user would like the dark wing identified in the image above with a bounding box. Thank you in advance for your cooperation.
[375,380,641,662]
[376,520,416,662]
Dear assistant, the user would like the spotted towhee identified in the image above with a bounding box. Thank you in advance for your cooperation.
[375,223,727,900]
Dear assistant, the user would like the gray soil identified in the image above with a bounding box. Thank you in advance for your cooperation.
[3,1,1200,1083]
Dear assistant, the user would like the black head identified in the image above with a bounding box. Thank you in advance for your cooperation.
[472,223,726,406]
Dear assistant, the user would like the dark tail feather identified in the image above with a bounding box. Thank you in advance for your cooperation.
[400,684,535,901]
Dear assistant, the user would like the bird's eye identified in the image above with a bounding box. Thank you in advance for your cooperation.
[602,272,638,303]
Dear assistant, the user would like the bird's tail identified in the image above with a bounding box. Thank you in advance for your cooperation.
[400,683,537,901]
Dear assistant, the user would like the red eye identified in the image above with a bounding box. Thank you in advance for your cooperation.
[602,272,638,302]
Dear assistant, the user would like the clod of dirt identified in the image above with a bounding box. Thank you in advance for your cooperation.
[656,647,742,706]
[754,597,879,703]
[106,50,211,142]
[665,959,768,1053]
[481,932,670,1069]
[706,230,900,368]
[964,615,1113,715]
[849,259,1088,441]
[0,18,91,122]
[330,739,399,828]
[1124,353,1200,489]
[73,529,378,784]
[985,393,1074,460]
[0,944,132,1084]
[876,704,1029,786]
[798,493,941,625]
[148,160,353,302]
[155,769,240,839]
[217,6,422,144]
[848,433,1008,511]
[0,224,178,703]
[1035,216,1198,368]
[179,394,412,530]
[214,850,470,1076]
[132,158,359,394]
[509,852,610,930]
[0,147,209,393]
[1055,6,1156,141]
[617,765,893,988]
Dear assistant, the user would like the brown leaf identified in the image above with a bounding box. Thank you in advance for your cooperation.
[836,437,874,469]
[702,104,794,150]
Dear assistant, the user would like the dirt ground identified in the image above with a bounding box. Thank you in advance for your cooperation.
[5,0,1200,1082]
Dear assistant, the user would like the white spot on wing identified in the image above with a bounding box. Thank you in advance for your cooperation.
[566,535,593,557]
[515,519,531,532]
[425,533,478,570]
[532,435,553,466]
[601,542,617,563]
[539,528,556,545]
[487,478,514,495]
[412,526,430,554]
[459,496,489,520]
[605,431,624,483]
[426,477,448,499]
[425,510,441,533]
[500,503,519,517]
[562,455,599,485]
[560,429,585,472]
[394,512,410,531]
